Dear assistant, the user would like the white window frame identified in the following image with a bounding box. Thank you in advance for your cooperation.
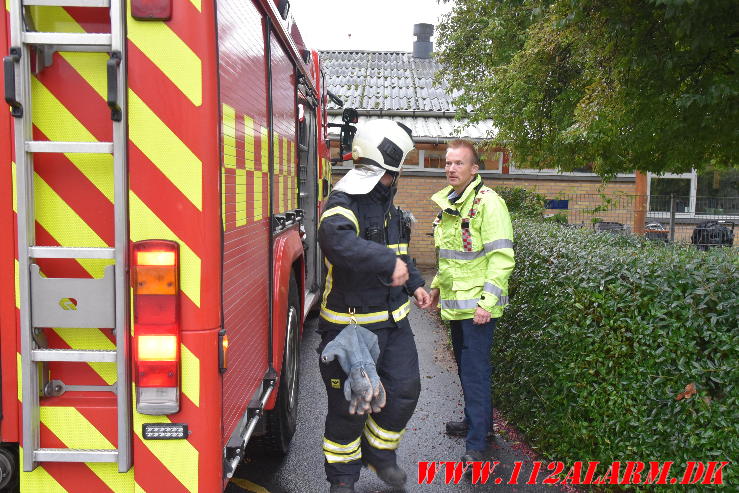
[418,148,503,173]
[331,147,504,173]
[647,170,739,219]
[508,161,635,177]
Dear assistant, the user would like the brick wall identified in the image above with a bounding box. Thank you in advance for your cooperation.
[332,170,637,266]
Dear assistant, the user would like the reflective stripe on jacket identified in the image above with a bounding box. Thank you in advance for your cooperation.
[430,175,514,320]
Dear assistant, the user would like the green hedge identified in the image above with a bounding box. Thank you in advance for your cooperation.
[496,218,738,489]
[494,186,546,218]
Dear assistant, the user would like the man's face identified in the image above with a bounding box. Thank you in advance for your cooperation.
[445,146,479,191]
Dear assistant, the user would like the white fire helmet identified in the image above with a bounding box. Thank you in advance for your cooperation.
[334,119,414,195]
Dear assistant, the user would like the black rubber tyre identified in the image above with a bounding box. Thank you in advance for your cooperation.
[258,274,301,456]
[0,446,19,493]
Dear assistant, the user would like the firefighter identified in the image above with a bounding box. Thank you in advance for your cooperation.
[428,139,515,464]
[317,119,431,493]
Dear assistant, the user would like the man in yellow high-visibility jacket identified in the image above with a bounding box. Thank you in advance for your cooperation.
[428,139,515,463]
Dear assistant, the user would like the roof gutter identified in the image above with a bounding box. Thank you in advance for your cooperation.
[327,108,461,118]
[327,134,488,144]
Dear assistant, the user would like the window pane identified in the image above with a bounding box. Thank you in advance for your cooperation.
[404,149,419,167]
[649,178,691,212]
[481,151,502,171]
[696,168,739,215]
[424,148,446,169]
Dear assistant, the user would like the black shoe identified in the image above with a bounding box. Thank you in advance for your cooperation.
[366,462,407,488]
[461,449,486,463]
[445,421,495,439]
[445,420,467,436]
[461,450,486,476]
[329,480,355,493]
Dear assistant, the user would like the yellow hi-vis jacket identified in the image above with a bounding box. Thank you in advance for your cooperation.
[430,175,515,320]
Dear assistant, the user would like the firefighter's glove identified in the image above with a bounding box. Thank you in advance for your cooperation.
[346,366,373,415]
[370,380,386,413]
[321,323,384,414]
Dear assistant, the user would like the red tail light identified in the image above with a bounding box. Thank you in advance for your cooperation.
[132,240,180,415]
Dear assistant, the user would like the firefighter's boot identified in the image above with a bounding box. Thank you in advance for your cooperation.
[329,480,356,493]
[365,461,407,489]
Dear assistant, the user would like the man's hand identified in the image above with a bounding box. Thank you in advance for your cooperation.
[413,287,431,309]
[427,288,440,309]
[473,306,491,325]
[391,258,409,286]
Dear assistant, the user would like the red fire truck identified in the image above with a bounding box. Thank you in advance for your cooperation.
[0,1,332,491]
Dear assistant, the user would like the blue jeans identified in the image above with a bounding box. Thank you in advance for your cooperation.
[450,318,496,452]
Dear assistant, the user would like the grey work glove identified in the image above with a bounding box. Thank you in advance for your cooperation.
[321,323,386,414]
[346,367,372,415]
[370,380,386,413]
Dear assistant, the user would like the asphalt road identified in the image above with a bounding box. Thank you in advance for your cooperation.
[226,305,568,493]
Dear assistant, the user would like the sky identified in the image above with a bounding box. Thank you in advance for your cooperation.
[289,0,454,52]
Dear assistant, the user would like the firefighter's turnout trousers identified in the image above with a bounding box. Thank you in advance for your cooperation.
[318,318,420,483]
[316,183,424,483]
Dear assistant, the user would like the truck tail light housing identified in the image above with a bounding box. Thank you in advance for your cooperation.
[131,0,172,21]
[132,240,180,415]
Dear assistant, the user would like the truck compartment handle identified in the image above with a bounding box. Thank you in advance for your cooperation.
[107,51,122,122]
[4,47,23,118]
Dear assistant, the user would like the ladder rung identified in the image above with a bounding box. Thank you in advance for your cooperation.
[32,349,117,363]
[23,32,111,47]
[45,44,111,53]
[26,141,113,154]
[29,246,115,259]
[34,449,118,463]
[23,0,110,7]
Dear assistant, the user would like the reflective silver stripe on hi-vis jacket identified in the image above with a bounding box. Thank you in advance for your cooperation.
[484,239,514,252]
[483,282,503,297]
[439,238,514,261]
[441,296,509,310]
[438,248,485,260]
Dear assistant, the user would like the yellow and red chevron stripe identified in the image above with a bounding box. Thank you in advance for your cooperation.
[5,1,222,492]
[221,103,272,231]
[272,134,297,214]
[221,105,298,232]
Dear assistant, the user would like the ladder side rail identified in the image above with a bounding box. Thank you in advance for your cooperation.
[10,0,41,472]
[110,0,131,472]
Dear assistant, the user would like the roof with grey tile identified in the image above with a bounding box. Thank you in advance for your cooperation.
[320,50,458,112]
[321,50,496,140]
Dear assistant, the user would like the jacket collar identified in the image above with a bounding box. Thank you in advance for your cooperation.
[431,174,483,210]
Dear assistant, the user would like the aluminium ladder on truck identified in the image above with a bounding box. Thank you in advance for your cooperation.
[5,0,131,472]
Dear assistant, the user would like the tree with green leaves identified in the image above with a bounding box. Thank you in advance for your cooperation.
[435,0,738,177]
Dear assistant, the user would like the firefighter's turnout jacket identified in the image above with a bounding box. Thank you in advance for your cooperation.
[318,184,424,331]
[430,175,515,320]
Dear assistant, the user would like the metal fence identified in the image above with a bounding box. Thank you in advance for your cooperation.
[543,194,737,249]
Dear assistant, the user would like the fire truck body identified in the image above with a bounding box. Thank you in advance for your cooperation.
[0,0,330,491]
